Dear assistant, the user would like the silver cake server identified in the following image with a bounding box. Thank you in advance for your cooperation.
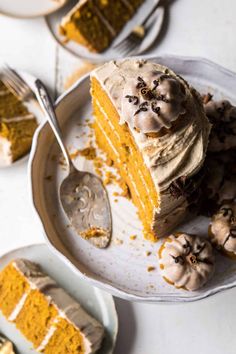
[35,79,112,248]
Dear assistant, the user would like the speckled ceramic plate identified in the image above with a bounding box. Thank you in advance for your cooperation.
[0,0,68,18]
[29,55,236,303]
[0,244,118,354]
[0,69,44,168]
[45,0,164,62]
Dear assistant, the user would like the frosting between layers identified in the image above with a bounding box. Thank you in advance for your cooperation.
[12,259,104,354]
[0,137,12,166]
[92,59,211,193]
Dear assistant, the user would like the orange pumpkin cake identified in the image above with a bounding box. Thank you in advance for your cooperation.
[0,259,104,353]
[90,59,211,241]
[60,0,144,52]
[0,81,37,166]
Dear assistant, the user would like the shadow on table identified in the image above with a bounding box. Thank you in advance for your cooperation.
[113,298,136,354]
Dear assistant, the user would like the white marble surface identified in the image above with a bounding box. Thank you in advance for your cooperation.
[0,0,236,353]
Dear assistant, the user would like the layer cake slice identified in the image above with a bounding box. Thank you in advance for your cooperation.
[91,59,211,240]
[0,81,37,166]
[60,0,144,52]
[0,259,104,353]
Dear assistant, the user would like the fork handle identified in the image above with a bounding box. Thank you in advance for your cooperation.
[34,79,74,173]
[142,1,161,26]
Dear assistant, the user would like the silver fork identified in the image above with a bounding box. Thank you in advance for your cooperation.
[113,2,162,56]
[0,64,35,101]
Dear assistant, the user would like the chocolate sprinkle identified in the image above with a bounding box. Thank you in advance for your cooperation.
[136,76,147,89]
[134,101,149,116]
[125,95,139,105]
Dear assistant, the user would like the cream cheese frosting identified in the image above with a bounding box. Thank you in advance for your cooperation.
[92,59,211,236]
[159,233,215,291]
[12,259,104,354]
[209,204,236,257]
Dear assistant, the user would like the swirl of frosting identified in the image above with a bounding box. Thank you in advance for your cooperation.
[121,71,187,134]
[159,233,215,291]
[209,203,236,257]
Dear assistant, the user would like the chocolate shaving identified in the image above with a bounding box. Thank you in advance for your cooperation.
[171,255,185,265]
[136,76,147,89]
[151,101,160,115]
[141,87,156,100]
[134,101,149,116]
[125,95,139,105]
[202,93,213,104]
[168,176,196,199]
[152,79,159,91]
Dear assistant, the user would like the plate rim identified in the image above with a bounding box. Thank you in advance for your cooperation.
[28,54,236,303]
[0,0,68,19]
[0,243,118,354]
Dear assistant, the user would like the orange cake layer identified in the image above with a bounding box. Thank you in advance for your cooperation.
[0,263,30,318]
[15,289,58,348]
[91,76,159,241]
[43,318,85,354]
[0,260,104,353]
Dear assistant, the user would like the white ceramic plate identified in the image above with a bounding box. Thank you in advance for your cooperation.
[0,70,44,168]
[0,0,68,18]
[45,0,164,62]
[0,244,118,354]
[29,55,236,303]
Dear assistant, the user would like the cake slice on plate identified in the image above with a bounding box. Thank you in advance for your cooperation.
[60,0,144,52]
[0,259,104,353]
[0,81,38,166]
[91,59,211,240]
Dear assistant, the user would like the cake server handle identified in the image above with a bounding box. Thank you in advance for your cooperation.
[34,79,75,174]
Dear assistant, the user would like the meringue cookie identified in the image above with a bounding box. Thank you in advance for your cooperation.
[158,233,215,291]
[209,203,236,258]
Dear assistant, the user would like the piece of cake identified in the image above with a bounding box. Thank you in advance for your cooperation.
[60,0,144,52]
[91,59,211,240]
[0,259,104,353]
[0,81,38,166]
[209,204,236,258]
[158,233,215,291]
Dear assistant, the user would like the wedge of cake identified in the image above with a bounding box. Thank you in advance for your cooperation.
[60,0,144,52]
[91,59,211,241]
[0,259,104,353]
[0,81,38,166]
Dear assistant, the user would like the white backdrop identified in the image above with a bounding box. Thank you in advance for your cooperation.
[0,1,236,353]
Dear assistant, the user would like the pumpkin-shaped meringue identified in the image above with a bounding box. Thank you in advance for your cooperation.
[158,233,215,291]
[209,203,236,258]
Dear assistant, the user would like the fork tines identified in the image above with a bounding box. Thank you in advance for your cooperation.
[0,64,34,101]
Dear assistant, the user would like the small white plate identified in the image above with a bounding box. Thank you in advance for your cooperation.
[0,244,118,354]
[29,55,236,303]
[0,70,44,169]
[45,0,165,62]
[0,0,68,19]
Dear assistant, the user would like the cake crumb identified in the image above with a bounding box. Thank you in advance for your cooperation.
[147,266,155,272]
[114,199,118,203]
[114,238,123,245]
[130,235,137,240]
[145,251,152,257]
